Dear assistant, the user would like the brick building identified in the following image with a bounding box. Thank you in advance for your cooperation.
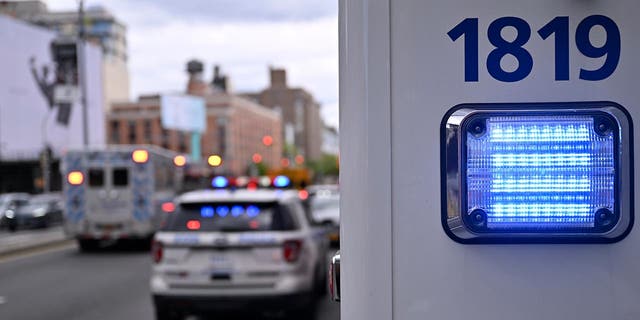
[244,68,324,162]
[108,61,282,176]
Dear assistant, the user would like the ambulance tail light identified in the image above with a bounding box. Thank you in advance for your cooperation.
[161,202,175,213]
[67,171,84,185]
[151,240,163,263]
[441,103,633,243]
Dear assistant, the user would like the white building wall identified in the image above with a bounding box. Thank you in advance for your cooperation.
[0,15,104,161]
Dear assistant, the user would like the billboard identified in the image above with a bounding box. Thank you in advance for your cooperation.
[0,15,105,161]
[160,94,206,133]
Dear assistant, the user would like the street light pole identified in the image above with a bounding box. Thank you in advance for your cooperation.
[77,0,89,147]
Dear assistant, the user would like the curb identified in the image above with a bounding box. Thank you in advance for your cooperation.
[0,237,75,260]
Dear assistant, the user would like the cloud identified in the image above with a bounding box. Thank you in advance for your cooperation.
[124,0,337,23]
[127,16,339,123]
[46,0,339,127]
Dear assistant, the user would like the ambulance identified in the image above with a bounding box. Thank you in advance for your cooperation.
[62,146,182,251]
[336,1,640,319]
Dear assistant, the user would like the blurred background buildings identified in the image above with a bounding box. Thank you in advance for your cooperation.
[0,0,338,193]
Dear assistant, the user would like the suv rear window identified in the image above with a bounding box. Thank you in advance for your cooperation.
[163,202,298,232]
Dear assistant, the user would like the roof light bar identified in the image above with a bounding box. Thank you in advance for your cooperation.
[273,175,291,188]
[211,176,229,188]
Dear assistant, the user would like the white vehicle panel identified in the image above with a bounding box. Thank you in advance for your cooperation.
[341,1,640,320]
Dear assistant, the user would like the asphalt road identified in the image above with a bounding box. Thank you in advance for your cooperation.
[0,244,340,320]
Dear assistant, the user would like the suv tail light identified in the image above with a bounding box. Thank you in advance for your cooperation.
[151,240,163,263]
[283,239,303,263]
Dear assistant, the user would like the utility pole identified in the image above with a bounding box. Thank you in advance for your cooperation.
[77,0,89,147]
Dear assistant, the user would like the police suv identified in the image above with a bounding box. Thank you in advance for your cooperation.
[150,176,329,319]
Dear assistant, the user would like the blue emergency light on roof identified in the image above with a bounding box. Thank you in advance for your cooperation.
[273,175,290,188]
[212,176,229,188]
[441,103,633,244]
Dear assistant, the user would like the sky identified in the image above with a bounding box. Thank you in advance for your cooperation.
[46,0,339,129]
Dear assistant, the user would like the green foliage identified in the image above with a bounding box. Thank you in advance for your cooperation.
[308,153,339,180]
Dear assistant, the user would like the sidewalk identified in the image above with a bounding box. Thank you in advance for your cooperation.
[0,226,71,256]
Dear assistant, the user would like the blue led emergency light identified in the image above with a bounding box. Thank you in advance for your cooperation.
[441,103,633,243]
[201,206,214,218]
[212,176,229,188]
[231,205,244,217]
[247,205,260,218]
[273,175,290,188]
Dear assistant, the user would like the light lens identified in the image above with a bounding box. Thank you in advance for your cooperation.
[247,205,260,217]
[208,155,223,167]
[201,206,214,218]
[186,220,201,230]
[216,206,229,217]
[211,176,228,188]
[273,175,290,188]
[173,155,186,167]
[466,115,616,232]
[132,149,149,163]
[161,202,175,213]
[67,171,84,185]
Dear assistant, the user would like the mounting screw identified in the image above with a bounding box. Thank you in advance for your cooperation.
[594,208,615,228]
[468,119,486,137]
[468,208,487,228]
[594,116,613,136]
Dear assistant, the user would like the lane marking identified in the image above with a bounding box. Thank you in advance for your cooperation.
[0,296,6,305]
[0,241,76,265]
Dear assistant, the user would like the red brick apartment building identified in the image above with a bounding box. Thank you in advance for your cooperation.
[107,61,282,176]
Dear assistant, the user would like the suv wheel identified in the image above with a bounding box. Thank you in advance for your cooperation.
[154,305,180,320]
[78,239,99,252]
[315,264,328,297]
[288,303,317,320]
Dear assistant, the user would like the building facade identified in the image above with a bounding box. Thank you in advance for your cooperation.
[0,1,130,110]
[244,68,324,162]
[0,14,104,192]
[108,61,282,176]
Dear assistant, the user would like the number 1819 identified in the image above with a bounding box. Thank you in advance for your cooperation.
[447,15,620,82]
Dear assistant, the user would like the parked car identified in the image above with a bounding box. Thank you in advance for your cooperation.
[310,192,340,246]
[0,193,30,228]
[307,185,340,246]
[5,193,63,231]
[151,187,329,319]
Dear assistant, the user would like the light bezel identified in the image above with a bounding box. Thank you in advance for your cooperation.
[440,102,634,244]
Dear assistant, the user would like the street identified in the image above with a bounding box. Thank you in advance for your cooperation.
[0,244,340,320]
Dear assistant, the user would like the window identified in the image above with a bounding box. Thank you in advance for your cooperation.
[112,168,129,187]
[161,128,169,149]
[143,119,152,143]
[110,121,120,143]
[128,120,137,143]
[88,169,104,187]
[178,131,187,153]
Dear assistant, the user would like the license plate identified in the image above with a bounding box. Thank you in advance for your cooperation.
[210,273,232,281]
[209,254,233,270]
[97,223,121,232]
